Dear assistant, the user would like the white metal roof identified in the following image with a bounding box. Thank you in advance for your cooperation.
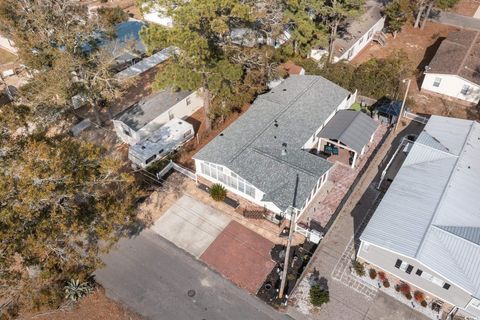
[115,47,175,80]
[361,115,480,297]
[129,118,193,161]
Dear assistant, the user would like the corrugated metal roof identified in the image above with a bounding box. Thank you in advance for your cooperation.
[361,115,480,297]
[317,110,379,153]
[115,47,174,80]
[194,76,350,211]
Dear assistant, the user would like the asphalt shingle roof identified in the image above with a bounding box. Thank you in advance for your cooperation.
[427,30,480,85]
[194,75,351,211]
[361,115,480,298]
[115,89,191,131]
[317,110,378,153]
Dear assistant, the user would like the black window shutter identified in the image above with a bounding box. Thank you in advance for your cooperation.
[395,259,402,268]
[406,265,413,274]
[443,283,451,290]
[416,269,423,276]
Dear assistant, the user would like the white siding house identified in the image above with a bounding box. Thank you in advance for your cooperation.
[359,116,480,319]
[310,1,385,63]
[422,73,480,104]
[113,90,203,145]
[421,30,480,104]
[193,76,356,224]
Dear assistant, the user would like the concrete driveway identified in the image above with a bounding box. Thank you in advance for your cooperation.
[151,195,231,258]
[95,229,290,320]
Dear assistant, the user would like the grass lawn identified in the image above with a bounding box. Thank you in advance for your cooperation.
[0,48,17,65]
[350,102,362,111]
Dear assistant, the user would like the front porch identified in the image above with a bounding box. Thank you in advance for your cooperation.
[194,175,305,245]
[315,138,357,168]
[298,124,388,231]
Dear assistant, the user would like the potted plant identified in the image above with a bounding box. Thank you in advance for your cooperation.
[421,300,428,308]
[368,268,377,279]
[383,280,390,288]
[414,291,425,303]
[405,292,413,300]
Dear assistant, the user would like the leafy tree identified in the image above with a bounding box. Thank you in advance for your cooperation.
[0,122,144,310]
[310,285,329,306]
[0,0,126,125]
[385,0,409,37]
[139,0,253,131]
[282,0,328,57]
[97,6,129,27]
[317,0,365,62]
[351,51,412,98]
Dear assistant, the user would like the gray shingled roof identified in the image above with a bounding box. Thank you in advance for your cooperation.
[361,115,480,298]
[317,110,378,153]
[194,75,351,211]
[115,89,191,131]
[427,30,480,85]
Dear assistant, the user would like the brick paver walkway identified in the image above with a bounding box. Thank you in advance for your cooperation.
[330,188,384,300]
[299,124,388,227]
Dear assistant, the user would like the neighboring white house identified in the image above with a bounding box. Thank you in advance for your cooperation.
[0,34,17,54]
[113,89,203,145]
[128,118,194,168]
[310,0,385,62]
[193,76,362,223]
[359,115,480,319]
[422,30,480,104]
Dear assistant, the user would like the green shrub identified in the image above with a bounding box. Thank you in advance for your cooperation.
[383,280,390,288]
[368,268,377,279]
[210,184,227,201]
[310,285,329,307]
[405,292,412,300]
[97,6,128,27]
[352,260,365,277]
[421,300,428,308]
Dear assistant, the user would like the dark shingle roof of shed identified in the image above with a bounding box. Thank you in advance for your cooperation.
[317,110,378,153]
[427,30,480,85]
[194,75,351,211]
[115,89,191,131]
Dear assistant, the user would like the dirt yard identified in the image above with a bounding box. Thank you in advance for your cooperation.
[0,48,17,65]
[352,22,480,120]
[450,0,480,16]
[23,288,142,320]
[352,23,459,68]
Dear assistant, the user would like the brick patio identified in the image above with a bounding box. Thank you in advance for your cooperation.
[298,124,388,228]
[200,220,276,294]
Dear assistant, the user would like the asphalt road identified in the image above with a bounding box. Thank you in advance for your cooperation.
[95,229,291,320]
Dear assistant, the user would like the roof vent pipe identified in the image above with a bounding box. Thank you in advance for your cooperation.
[281,143,287,156]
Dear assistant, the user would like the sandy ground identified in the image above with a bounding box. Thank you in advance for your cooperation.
[22,288,142,320]
[450,0,480,16]
[352,22,480,120]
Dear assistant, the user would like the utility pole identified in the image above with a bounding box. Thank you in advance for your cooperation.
[394,78,411,133]
[279,207,296,299]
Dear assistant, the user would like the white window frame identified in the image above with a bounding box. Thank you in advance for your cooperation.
[470,298,480,310]
[399,261,409,272]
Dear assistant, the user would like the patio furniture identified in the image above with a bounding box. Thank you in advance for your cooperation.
[324,145,333,154]
[332,147,339,155]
